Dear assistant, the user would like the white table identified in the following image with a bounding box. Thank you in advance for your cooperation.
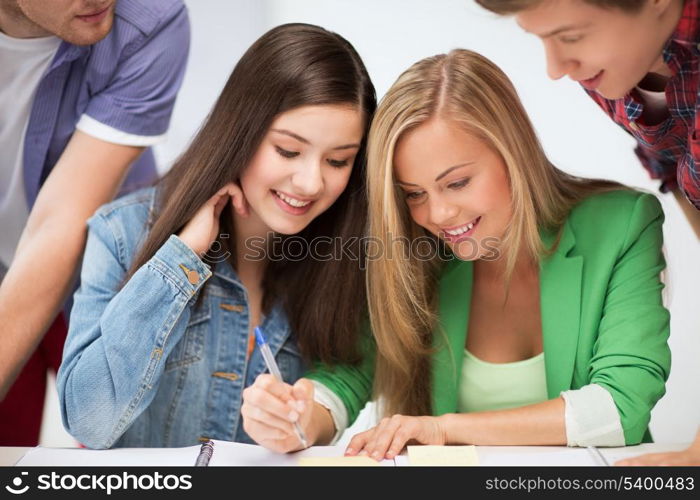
[1,443,690,467]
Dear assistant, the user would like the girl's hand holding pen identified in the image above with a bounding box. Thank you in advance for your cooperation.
[242,375,315,453]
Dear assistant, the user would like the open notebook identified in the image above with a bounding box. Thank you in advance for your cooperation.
[15,441,394,467]
[13,441,612,467]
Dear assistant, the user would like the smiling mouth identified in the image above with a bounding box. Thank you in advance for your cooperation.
[272,190,313,208]
[441,216,481,242]
[579,70,603,90]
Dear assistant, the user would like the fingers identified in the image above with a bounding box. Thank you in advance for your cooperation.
[208,182,248,218]
[345,428,374,457]
[365,416,414,461]
[615,451,697,466]
[345,415,433,461]
[242,375,310,453]
[224,182,249,217]
[291,379,314,414]
[241,402,297,435]
[385,420,415,459]
[242,383,300,425]
[243,373,292,408]
[242,417,300,454]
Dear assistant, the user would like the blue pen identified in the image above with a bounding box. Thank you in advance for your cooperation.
[254,326,309,449]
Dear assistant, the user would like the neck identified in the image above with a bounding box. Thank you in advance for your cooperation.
[474,241,538,284]
[232,208,269,281]
[648,0,686,78]
[0,1,51,38]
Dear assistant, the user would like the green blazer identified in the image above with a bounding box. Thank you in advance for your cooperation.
[306,190,671,445]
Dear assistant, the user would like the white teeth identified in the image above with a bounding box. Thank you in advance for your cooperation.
[275,190,311,208]
[445,219,477,236]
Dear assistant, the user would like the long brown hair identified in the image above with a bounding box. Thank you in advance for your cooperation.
[127,23,376,365]
[366,50,624,416]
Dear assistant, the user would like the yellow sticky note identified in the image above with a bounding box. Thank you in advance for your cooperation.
[297,456,380,466]
[407,445,479,466]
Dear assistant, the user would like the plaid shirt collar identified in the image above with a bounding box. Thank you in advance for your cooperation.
[662,0,700,69]
[622,0,699,122]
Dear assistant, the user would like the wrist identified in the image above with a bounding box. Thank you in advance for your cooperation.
[438,413,472,445]
[307,401,335,445]
[174,233,204,257]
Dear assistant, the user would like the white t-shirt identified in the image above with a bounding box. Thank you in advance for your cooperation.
[0,31,61,267]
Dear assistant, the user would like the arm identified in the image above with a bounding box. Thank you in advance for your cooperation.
[345,398,566,460]
[57,224,211,449]
[58,184,244,449]
[588,194,670,444]
[0,131,142,399]
[441,397,566,445]
[304,331,376,427]
[0,4,190,398]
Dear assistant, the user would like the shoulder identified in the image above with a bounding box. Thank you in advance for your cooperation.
[112,0,187,39]
[92,186,155,226]
[87,0,188,61]
[89,187,157,263]
[566,189,664,256]
[568,189,662,228]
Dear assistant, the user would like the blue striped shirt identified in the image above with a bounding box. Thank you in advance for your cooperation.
[22,0,190,208]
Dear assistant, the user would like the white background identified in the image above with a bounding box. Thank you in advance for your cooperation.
[42,0,699,446]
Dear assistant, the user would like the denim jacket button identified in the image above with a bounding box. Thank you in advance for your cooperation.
[186,270,199,284]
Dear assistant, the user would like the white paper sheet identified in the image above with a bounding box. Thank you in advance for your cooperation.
[15,440,395,467]
[208,441,394,466]
[16,445,199,467]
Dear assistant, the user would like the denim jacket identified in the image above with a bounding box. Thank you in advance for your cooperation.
[57,188,305,449]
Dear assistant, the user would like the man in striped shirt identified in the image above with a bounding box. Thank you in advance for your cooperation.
[0,0,189,445]
[476,0,700,466]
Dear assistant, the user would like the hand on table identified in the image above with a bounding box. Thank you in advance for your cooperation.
[615,438,700,466]
[345,414,447,461]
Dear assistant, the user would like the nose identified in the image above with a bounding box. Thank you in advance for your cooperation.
[428,195,459,228]
[290,160,323,198]
[544,42,577,81]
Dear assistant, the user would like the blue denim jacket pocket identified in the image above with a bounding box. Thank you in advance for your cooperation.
[164,299,210,372]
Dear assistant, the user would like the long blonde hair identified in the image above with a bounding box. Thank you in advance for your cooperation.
[366,49,624,416]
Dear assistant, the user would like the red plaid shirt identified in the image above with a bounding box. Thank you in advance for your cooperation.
[584,0,700,210]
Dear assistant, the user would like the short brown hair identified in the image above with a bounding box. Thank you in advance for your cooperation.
[475,0,646,15]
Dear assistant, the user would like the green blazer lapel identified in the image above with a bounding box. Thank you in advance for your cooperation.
[432,258,472,415]
[539,222,583,399]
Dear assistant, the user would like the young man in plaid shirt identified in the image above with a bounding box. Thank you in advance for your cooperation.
[476,0,700,465]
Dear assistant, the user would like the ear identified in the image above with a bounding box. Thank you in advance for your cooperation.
[649,0,678,15]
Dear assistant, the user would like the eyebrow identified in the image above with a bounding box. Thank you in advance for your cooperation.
[537,22,591,39]
[270,129,361,150]
[396,163,472,187]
